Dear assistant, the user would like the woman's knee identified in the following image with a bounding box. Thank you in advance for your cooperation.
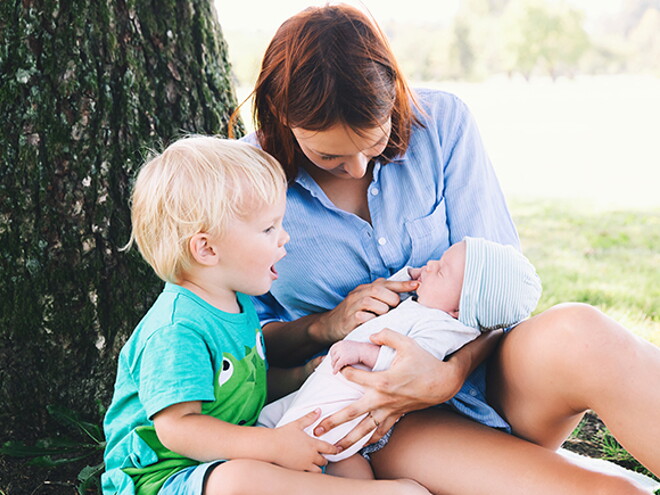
[533,302,606,339]
[506,302,624,370]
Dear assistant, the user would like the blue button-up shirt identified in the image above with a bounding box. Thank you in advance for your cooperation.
[249,88,519,430]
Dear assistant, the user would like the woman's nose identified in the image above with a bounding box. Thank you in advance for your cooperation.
[344,154,369,178]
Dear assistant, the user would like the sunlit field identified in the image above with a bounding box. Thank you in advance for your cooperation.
[436,75,660,210]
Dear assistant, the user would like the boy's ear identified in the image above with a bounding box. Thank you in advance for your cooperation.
[189,233,220,266]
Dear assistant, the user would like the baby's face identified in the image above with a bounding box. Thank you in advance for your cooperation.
[409,241,466,317]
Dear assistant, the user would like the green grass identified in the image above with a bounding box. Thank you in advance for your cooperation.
[512,199,660,346]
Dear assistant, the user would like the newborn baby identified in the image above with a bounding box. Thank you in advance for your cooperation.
[258,237,542,464]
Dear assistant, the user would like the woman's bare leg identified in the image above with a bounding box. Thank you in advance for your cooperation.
[205,458,428,495]
[490,303,660,475]
[371,409,648,495]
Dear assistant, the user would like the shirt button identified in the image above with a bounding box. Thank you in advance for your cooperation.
[370,187,380,196]
[469,389,478,397]
[378,237,387,246]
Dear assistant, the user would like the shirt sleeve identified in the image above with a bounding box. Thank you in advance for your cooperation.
[438,95,520,249]
[138,324,215,418]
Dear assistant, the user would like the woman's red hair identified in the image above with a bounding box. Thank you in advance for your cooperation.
[236,4,421,181]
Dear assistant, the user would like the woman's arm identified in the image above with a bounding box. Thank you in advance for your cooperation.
[314,328,503,451]
[263,316,328,367]
[263,279,419,366]
[266,356,324,402]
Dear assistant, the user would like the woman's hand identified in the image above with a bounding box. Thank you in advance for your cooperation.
[311,279,419,345]
[313,329,466,451]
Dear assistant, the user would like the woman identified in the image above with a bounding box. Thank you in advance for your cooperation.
[238,4,660,493]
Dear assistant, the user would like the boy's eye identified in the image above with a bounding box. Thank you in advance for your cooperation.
[263,226,275,234]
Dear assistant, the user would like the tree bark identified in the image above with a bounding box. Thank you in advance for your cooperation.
[0,0,243,441]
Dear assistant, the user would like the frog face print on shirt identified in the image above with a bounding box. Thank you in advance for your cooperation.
[201,330,267,427]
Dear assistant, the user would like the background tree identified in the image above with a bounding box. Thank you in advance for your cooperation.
[0,0,242,455]
[449,18,477,79]
[502,0,590,80]
[621,1,660,74]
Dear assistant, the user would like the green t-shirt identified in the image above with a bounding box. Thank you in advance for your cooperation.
[102,284,267,495]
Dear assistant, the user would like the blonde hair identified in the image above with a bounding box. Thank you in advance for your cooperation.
[126,136,286,283]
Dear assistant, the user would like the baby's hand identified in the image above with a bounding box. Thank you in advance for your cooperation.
[271,409,337,472]
[330,340,380,373]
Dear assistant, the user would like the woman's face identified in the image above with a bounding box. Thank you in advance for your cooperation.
[291,119,391,180]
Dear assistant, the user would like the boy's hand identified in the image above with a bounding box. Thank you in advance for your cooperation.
[271,409,337,472]
[329,341,380,373]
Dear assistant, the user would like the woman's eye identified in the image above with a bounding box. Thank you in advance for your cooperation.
[320,155,338,161]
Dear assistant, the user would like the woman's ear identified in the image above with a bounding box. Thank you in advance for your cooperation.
[189,233,220,266]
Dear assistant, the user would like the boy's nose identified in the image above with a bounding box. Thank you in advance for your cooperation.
[279,229,290,246]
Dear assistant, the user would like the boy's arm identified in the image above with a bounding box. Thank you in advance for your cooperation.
[153,401,336,472]
[329,340,380,373]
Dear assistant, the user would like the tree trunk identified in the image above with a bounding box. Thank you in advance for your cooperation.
[0,0,243,442]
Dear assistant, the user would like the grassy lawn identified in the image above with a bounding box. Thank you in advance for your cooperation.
[512,199,659,347]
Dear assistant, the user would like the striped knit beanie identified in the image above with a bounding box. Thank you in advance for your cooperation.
[458,237,542,331]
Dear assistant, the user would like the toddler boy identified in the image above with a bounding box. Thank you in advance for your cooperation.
[102,136,427,495]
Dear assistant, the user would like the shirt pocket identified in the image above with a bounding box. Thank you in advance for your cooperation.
[404,198,450,267]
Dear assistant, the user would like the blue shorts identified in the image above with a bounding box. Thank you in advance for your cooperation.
[159,461,223,495]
